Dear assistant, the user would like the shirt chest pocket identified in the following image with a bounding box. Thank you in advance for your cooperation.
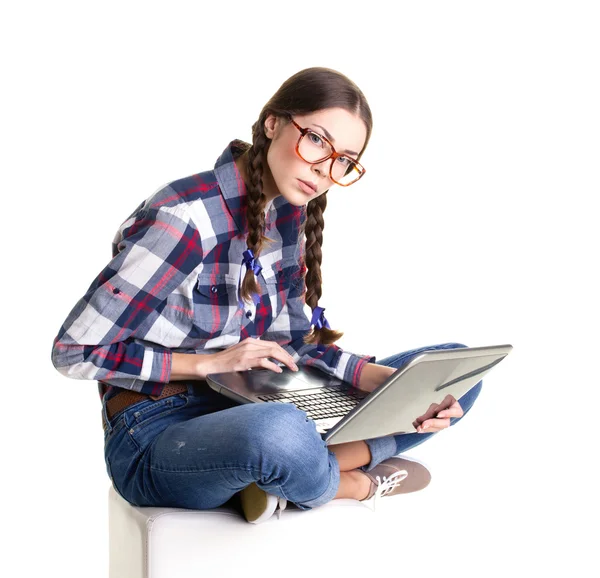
[192,272,240,337]
[261,258,298,313]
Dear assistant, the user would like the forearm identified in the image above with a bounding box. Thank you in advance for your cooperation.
[356,362,396,393]
[170,352,211,380]
[171,354,393,389]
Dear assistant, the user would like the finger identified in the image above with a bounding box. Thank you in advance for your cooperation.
[433,395,455,414]
[249,339,296,367]
[254,357,286,373]
[437,400,464,419]
[415,407,437,425]
[267,342,299,371]
[417,418,451,432]
[435,408,459,419]
[418,405,439,422]
[246,340,299,371]
[442,394,456,408]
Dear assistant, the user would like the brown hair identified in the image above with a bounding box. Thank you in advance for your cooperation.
[237,67,373,347]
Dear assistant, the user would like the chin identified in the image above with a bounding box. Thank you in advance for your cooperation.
[294,193,314,207]
[282,189,311,207]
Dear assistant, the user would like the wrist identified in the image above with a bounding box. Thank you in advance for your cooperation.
[194,353,216,380]
[356,363,395,393]
[171,352,213,380]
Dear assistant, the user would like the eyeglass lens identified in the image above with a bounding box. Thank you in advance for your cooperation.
[298,132,362,185]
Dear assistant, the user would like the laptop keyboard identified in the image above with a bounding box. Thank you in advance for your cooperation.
[257,385,367,420]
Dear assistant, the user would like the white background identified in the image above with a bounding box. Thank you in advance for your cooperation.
[2,1,598,576]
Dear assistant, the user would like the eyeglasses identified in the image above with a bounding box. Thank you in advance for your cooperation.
[287,115,366,186]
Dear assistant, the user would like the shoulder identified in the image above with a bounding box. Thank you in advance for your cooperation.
[115,170,222,235]
[142,170,220,213]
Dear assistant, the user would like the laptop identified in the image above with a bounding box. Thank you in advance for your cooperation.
[206,344,512,445]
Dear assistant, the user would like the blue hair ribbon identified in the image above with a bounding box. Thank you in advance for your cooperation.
[242,249,263,276]
[238,249,262,308]
[310,306,331,330]
[311,306,331,352]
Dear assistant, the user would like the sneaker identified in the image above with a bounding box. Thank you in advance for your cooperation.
[239,482,288,524]
[360,456,432,511]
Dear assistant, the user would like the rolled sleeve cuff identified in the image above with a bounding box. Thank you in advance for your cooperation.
[334,351,377,387]
[133,347,172,390]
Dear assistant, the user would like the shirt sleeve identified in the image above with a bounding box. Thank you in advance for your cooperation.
[262,246,376,388]
[50,203,203,395]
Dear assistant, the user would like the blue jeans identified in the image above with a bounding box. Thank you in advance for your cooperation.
[103,342,482,511]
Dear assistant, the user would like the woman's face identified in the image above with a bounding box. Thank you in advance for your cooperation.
[258,107,368,206]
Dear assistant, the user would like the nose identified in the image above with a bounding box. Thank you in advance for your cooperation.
[311,158,330,180]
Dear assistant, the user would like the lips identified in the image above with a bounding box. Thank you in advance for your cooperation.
[298,179,317,192]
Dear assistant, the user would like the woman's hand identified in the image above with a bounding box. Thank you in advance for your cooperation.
[196,337,299,378]
[414,396,464,433]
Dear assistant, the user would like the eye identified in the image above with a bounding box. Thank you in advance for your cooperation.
[308,132,325,147]
[336,156,354,167]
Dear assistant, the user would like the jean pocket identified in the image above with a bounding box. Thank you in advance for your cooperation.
[129,394,189,430]
[126,394,190,453]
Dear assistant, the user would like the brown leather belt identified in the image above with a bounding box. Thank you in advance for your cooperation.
[102,383,188,431]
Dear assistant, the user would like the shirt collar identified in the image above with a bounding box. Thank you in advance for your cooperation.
[213,139,303,233]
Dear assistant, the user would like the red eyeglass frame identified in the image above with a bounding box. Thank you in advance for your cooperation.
[287,115,366,187]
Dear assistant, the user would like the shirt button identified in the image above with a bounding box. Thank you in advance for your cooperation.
[113,288,120,294]
[246,311,252,318]
[211,285,218,293]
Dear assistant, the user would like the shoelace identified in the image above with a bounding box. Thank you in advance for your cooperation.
[362,469,409,512]
[275,496,288,520]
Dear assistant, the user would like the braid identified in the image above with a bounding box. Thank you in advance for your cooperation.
[301,192,344,347]
[239,115,275,303]
[232,67,374,348]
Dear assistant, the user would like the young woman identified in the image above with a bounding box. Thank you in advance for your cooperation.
[51,67,482,524]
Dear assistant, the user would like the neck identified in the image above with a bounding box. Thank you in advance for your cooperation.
[235,149,280,204]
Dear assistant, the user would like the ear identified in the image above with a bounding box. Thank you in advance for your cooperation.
[264,114,281,140]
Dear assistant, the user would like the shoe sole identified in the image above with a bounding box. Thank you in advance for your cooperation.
[239,483,279,524]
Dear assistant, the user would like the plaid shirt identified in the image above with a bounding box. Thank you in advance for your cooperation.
[51,140,376,402]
